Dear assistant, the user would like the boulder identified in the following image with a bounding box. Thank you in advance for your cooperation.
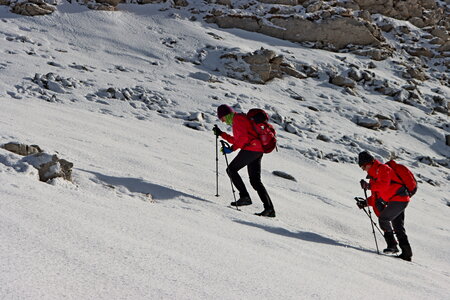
[11,0,56,16]
[330,75,356,88]
[37,156,73,182]
[272,170,297,182]
[1,142,42,156]
[356,116,381,129]
[446,134,450,147]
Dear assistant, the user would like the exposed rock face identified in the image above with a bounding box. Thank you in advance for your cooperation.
[11,0,56,16]
[206,15,385,50]
[220,48,310,84]
[2,142,42,156]
[1,143,73,183]
[354,0,447,28]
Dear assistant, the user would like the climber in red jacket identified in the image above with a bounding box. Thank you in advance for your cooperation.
[356,151,413,261]
[213,104,275,217]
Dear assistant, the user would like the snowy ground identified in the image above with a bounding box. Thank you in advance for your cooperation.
[1,2,449,299]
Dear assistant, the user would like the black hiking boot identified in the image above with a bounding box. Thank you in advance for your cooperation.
[255,208,276,218]
[230,196,252,207]
[383,247,400,254]
[383,232,399,254]
[397,253,412,261]
[397,234,413,262]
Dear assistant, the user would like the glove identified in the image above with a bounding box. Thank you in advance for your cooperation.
[221,145,233,154]
[354,197,367,209]
[212,126,223,137]
[360,179,370,190]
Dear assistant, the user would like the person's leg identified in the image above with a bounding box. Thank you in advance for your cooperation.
[392,210,412,260]
[378,201,408,232]
[247,154,274,210]
[227,150,261,204]
[378,202,408,253]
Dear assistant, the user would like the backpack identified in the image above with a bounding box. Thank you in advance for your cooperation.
[246,108,277,153]
[386,160,417,197]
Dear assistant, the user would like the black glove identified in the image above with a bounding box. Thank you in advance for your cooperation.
[354,197,367,209]
[360,179,370,190]
[213,126,223,137]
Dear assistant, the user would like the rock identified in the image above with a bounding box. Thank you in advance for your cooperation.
[404,66,429,81]
[409,17,425,28]
[437,41,450,52]
[394,90,410,102]
[431,27,449,41]
[306,1,322,13]
[284,122,298,134]
[20,152,73,182]
[184,121,203,130]
[272,170,297,182]
[356,116,381,129]
[38,156,73,182]
[95,0,121,6]
[2,142,42,156]
[173,0,188,6]
[190,72,212,82]
[11,1,56,16]
[206,14,385,50]
[317,134,331,142]
[348,68,363,81]
[187,112,204,122]
[330,75,356,88]
[446,134,450,146]
[406,47,435,58]
[47,80,66,93]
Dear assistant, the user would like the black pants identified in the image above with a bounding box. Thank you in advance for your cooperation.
[378,201,408,238]
[226,150,274,209]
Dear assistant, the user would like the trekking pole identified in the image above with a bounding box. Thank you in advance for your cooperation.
[214,125,219,197]
[361,207,384,236]
[363,188,380,254]
[220,140,239,211]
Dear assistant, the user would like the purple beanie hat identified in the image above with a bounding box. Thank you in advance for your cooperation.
[217,104,234,119]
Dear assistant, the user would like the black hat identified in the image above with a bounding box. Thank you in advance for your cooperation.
[358,151,374,167]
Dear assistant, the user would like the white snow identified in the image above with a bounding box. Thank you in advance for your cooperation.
[0,2,449,299]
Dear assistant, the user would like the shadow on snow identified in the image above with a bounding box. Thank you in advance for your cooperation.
[81,169,210,202]
[235,220,376,254]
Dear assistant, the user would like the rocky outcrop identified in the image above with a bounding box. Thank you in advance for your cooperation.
[1,143,73,183]
[11,0,56,16]
[2,142,42,156]
[220,48,310,84]
[354,0,447,28]
[206,14,385,50]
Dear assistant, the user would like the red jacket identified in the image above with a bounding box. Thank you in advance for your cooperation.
[220,113,264,152]
[367,160,410,205]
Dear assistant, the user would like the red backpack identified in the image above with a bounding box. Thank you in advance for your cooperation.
[386,160,417,197]
[246,108,277,153]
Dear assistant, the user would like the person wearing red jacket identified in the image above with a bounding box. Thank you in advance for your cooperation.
[356,151,413,261]
[213,104,275,217]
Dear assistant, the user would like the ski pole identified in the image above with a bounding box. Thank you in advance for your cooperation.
[354,198,384,236]
[220,140,239,210]
[214,125,219,197]
[363,188,380,254]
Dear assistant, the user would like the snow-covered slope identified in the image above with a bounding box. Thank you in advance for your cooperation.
[1,2,449,299]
